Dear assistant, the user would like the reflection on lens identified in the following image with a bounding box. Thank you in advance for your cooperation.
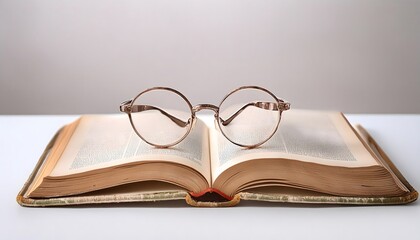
[218,87,280,147]
[130,88,192,147]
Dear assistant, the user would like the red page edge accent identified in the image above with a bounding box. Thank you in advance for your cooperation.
[189,188,233,201]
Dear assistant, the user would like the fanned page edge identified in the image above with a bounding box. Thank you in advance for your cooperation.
[16,126,191,207]
[238,125,418,205]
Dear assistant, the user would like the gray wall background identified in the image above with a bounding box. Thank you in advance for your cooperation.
[1,0,419,114]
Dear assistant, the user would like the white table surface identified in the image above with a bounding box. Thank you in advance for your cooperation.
[1,114,419,240]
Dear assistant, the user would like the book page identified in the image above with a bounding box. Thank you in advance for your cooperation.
[50,115,211,184]
[209,110,380,181]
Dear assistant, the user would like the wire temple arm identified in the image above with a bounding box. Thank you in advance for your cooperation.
[220,101,290,126]
[120,100,189,128]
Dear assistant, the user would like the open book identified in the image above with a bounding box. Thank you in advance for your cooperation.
[18,110,417,207]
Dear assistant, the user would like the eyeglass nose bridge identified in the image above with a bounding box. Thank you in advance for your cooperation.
[192,104,219,115]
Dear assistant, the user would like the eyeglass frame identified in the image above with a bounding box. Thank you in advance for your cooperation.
[120,85,290,148]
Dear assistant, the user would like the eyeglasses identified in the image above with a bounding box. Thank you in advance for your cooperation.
[119,86,290,148]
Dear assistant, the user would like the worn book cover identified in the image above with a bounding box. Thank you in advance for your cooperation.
[17,113,418,207]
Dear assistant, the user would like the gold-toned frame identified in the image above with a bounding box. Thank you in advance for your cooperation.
[120,86,290,148]
[120,87,195,148]
[216,86,290,148]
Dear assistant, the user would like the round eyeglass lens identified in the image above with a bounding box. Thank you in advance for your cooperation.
[217,87,281,147]
[130,88,193,147]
